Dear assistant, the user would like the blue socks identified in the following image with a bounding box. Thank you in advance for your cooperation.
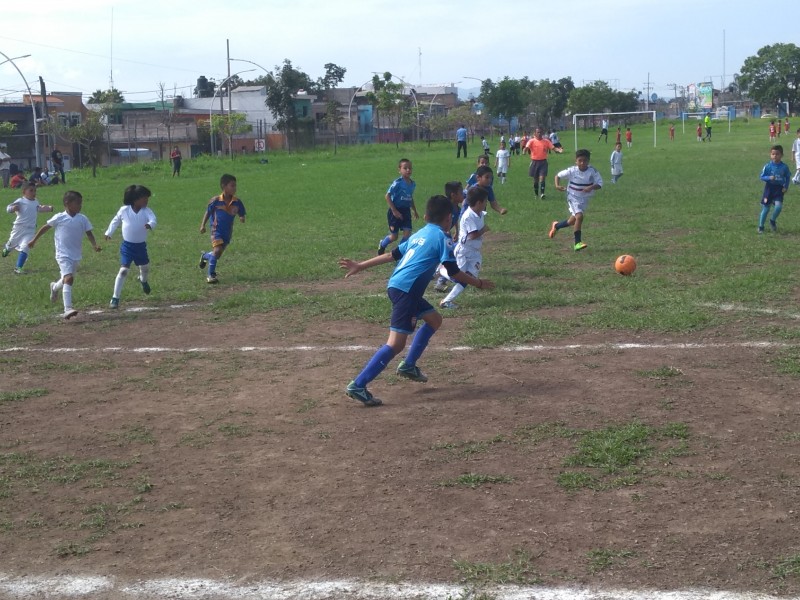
[16,251,28,269]
[354,344,398,388]
[379,235,392,250]
[208,254,218,276]
[404,323,435,366]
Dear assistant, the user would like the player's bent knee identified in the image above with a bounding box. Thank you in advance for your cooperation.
[118,267,129,277]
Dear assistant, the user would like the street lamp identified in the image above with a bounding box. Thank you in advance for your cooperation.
[0,52,39,167]
[209,69,254,155]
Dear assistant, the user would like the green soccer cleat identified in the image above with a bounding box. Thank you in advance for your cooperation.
[1,247,9,258]
[396,360,428,383]
[574,242,587,251]
[109,297,120,309]
[345,381,382,406]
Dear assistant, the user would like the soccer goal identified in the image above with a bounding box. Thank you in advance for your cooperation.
[681,112,707,135]
[571,111,657,150]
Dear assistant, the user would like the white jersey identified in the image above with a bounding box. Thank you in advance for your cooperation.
[105,205,157,244]
[610,150,623,175]
[7,198,47,232]
[495,149,511,173]
[456,206,486,258]
[792,138,800,167]
[557,165,603,216]
[47,211,93,261]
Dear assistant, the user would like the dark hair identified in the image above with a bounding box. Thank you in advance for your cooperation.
[771,145,784,155]
[465,185,489,207]
[475,165,493,178]
[425,195,452,223]
[398,158,412,167]
[21,181,36,192]
[63,190,82,206]
[444,181,462,197]
[575,148,591,160]
[123,184,152,206]
[220,173,237,187]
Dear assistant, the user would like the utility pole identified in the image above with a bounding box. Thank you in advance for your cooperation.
[642,73,653,110]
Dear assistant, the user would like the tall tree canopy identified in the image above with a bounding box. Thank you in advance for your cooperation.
[566,81,638,115]
[264,59,315,149]
[737,43,800,113]
[88,88,125,104]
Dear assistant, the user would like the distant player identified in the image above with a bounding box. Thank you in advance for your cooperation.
[549,148,603,251]
[792,128,800,185]
[769,121,777,143]
[610,142,624,183]
[495,140,511,184]
[598,118,609,143]
[757,145,792,234]
[27,190,102,320]
[339,195,494,407]
[3,182,54,274]
[377,158,418,256]
[199,173,246,284]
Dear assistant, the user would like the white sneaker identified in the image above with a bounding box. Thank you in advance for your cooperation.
[63,308,78,320]
[439,300,459,309]
[49,282,59,303]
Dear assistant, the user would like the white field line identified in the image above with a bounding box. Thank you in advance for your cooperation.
[0,575,796,600]
[0,341,793,355]
[699,302,800,320]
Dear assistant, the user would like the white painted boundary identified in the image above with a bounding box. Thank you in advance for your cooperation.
[0,575,796,600]
[0,341,792,355]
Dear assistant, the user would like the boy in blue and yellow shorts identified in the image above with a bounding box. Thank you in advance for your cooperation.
[199,173,246,283]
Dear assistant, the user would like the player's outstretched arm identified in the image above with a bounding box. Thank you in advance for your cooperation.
[339,253,395,277]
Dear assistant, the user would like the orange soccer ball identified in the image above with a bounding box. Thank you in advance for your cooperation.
[614,255,637,276]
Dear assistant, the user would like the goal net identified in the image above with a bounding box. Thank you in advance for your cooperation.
[571,111,657,150]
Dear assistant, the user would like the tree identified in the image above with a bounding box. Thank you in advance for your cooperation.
[315,63,347,152]
[314,63,347,98]
[87,88,125,104]
[479,77,525,133]
[44,110,107,177]
[0,121,16,140]
[210,113,251,158]
[738,43,800,113]
[366,72,411,148]
[321,101,344,154]
[264,59,314,150]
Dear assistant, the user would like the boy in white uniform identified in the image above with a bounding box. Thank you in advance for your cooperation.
[28,190,101,319]
[792,128,800,185]
[610,142,624,183]
[3,182,54,273]
[440,186,489,309]
[495,141,511,184]
[548,148,603,251]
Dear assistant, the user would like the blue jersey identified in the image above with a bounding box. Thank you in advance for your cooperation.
[206,194,246,240]
[388,223,456,294]
[760,161,792,203]
[386,177,415,210]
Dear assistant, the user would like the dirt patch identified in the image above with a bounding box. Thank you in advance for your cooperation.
[1,304,799,596]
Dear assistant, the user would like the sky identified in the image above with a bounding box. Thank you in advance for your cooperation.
[0,0,787,105]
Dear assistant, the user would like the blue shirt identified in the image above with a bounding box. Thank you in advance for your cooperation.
[760,161,792,188]
[456,127,467,142]
[388,223,456,294]
[206,194,246,238]
[386,177,415,210]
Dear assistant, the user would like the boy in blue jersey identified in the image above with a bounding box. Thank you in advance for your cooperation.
[758,145,792,233]
[378,158,418,255]
[466,164,508,216]
[199,174,246,283]
[340,195,495,407]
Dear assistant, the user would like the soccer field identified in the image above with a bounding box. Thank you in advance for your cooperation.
[1,120,800,599]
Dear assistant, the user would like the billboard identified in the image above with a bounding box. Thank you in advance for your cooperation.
[687,82,714,110]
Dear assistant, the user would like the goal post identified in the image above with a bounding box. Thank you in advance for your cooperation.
[571,111,657,150]
[681,112,707,135]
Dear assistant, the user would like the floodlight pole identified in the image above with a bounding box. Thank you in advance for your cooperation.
[0,51,39,167]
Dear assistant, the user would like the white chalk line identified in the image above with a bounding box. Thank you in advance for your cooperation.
[0,341,793,355]
[0,575,795,600]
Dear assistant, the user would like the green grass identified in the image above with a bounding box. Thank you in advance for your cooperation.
[453,548,541,586]
[1,119,799,348]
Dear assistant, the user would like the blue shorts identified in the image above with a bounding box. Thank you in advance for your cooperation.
[388,287,435,334]
[120,240,149,267]
[387,206,412,234]
[762,184,784,205]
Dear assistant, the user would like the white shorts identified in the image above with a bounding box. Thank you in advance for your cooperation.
[567,195,589,216]
[56,256,80,278]
[5,226,35,253]
[455,248,482,277]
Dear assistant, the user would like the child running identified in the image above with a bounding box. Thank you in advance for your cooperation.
[3,182,54,274]
[758,144,792,233]
[199,174,246,284]
[433,181,464,293]
[377,158,418,255]
[495,140,511,184]
[549,149,603,251]
[104,184,157,308]
[27,190,101,319]
[439,186,490,309]
[339,195,495,407]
